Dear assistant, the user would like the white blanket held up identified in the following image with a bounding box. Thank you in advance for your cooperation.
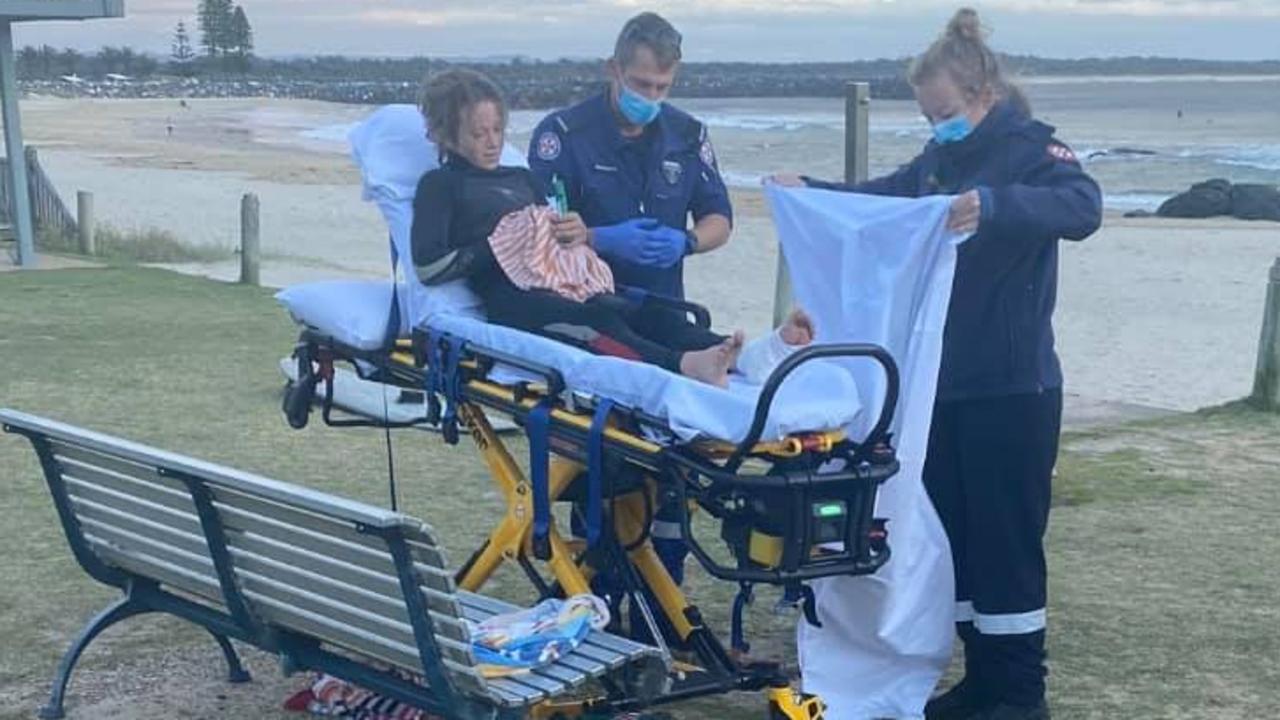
[767,185,967,720]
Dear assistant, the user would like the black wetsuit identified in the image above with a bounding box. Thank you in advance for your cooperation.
[410,156,722,372]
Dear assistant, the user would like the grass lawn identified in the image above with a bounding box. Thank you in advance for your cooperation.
[2,266,1278,719]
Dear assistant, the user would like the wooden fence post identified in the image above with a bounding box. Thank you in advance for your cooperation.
[240,193,260,286]
[1252,257,1280,410]
[76,191,94,255]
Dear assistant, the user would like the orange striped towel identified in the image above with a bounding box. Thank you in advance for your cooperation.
[488,205,615,303]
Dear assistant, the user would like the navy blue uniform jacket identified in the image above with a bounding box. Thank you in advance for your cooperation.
[528,91,733,299]
[806,101,1102,400]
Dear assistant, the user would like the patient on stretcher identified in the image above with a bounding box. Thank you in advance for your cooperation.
[410,69,812,386]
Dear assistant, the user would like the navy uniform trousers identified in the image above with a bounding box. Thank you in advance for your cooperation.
[924,388,1062,707]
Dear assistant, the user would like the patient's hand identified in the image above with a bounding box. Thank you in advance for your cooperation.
[780,308,815,346]
[552,211,591,248]
[767,173,807,188]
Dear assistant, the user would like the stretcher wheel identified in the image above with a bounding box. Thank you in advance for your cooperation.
[282,375,317,429]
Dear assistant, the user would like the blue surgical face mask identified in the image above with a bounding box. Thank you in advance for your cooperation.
[617,82,662,126]
[932,115,973,144]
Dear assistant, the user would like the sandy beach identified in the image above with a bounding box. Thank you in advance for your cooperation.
[17,97,1280,413]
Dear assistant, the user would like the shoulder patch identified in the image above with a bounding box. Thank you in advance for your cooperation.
[1047,142,1078,164]
[536,130,562,161]
[699,138,718,170]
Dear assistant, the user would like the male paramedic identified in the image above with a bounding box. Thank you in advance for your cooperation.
[528,11,734,614]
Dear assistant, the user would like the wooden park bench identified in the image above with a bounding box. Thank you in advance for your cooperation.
[1,409,667,720]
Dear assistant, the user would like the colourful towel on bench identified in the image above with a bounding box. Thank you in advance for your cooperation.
[467,594,611,674]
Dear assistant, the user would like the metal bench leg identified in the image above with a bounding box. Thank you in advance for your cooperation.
[206,630,252,683]
[39,596,150,720]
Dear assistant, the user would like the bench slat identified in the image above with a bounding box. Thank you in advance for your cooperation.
[479,679,531,707]
[553,644,615,675]
[213,485,450,570]
[54,449,195,514]
[237,569,477,671]
[525,659,592,688]
[65,477,203,536]
[246,589,493,699]
[484,675,548,706]
[227,549,470,645]
[245,588,425,671]
[213,486,393,553]
[86,533,223,603]
[223,528,464,619]
[485,668,564,696]
[214,503,455,595]
[51,441,181,491]
[69,496,209,561]
[10,413,408,530]
[406,538,450,572]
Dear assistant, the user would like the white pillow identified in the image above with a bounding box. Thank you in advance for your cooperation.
[276,279,402,350]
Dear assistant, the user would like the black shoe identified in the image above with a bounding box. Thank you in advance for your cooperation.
[974,701,1050,720]
[924,679,990,720]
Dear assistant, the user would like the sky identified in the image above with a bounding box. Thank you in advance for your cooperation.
[12,0,1280,62]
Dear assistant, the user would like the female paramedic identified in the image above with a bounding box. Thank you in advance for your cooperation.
[774,8,1101,720]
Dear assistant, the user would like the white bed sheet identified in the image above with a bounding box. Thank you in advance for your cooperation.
[428,314,862,444]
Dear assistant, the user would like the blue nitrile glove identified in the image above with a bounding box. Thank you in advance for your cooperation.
[590,218,661,264]
[639,225,690,268]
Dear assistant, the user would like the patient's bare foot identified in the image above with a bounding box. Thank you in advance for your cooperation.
[680,331,744,387]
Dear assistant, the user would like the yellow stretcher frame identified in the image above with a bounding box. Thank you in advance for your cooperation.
[283,328,902,719]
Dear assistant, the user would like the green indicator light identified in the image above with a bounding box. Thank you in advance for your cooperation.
[814,503,845,518]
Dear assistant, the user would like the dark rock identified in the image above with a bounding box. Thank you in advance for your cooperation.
[1157,178,1233,218]
[1230,183,1280,221]
[1123,209,1156,218]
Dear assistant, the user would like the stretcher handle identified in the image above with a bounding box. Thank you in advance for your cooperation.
[462,342,567,397]
[618,285,712,329]
[726,343,899,471]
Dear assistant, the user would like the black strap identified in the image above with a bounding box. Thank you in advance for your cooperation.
[528,400,553,561]
[585,399,615,549]
[423,330,445,425]
[731,582,753,654]
[439,338,463,445]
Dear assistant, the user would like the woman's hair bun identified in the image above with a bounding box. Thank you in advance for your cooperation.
[946,8,984,42]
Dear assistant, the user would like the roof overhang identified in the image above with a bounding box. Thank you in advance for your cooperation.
[0,0,123,22]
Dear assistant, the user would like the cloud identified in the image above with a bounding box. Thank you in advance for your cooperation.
[617,0,1280,16]
[10,0,1280,60]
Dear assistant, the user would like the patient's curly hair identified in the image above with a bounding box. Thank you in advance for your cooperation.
[418,69,508,161]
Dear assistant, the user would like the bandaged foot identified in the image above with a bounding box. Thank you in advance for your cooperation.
[779,307,815,346]
[733,308,817,384]
[680,331,745,387]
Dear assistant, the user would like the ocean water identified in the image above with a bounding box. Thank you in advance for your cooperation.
[278,76,1280,212]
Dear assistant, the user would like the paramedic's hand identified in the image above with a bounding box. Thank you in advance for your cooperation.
[590,218,661,264]
[639,225,689,268]
[767,173,807,188]
[948,190,982,233]
[553,212,590,248]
